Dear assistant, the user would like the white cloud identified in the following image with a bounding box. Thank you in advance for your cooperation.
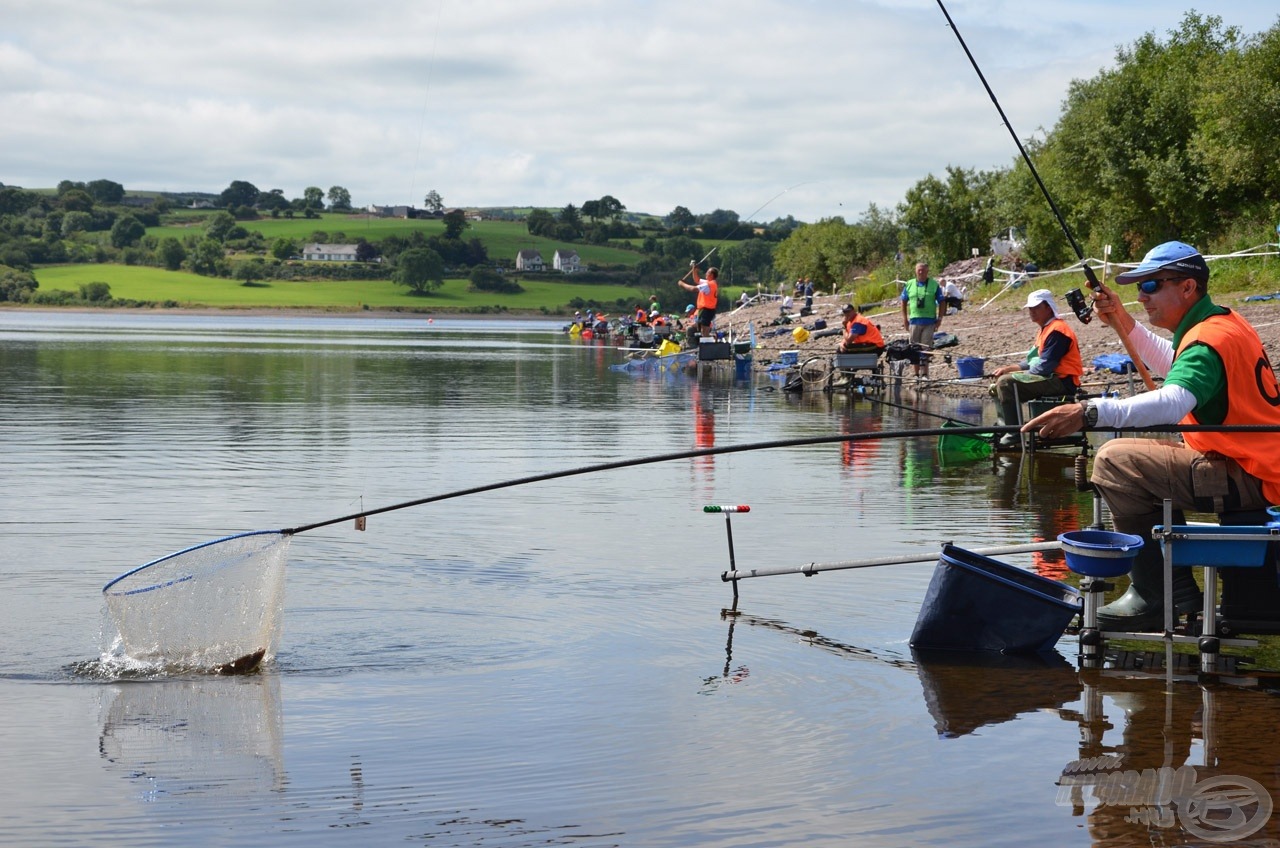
[2,0,1277,222]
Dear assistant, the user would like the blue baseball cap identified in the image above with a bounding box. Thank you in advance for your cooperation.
[1114,241,1210,284]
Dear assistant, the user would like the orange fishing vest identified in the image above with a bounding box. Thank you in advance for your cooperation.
[696,279,718,310]
[1178,309,1280,502]
[1036,317,1083,384]
[845,314,884,347]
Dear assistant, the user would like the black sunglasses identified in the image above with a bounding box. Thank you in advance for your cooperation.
[1137,275,1187,295]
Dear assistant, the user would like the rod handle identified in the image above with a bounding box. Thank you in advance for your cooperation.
[704,505,750,513]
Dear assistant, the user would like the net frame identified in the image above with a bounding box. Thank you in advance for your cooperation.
[103,530,290,671]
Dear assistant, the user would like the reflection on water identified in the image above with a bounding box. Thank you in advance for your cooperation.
[6,310,1280,846]
[98,674,286,797]
[1057,672,1280,844]
[913,649,1081,738]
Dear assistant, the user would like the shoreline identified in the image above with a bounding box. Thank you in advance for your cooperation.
[0,304,555,322]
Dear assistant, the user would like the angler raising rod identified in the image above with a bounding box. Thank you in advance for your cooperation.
[934,0,1157,391]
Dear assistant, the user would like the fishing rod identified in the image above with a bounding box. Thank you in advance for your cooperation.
[862,391,983,428]
[282,422,1280,536]
[934,0,1157,392]
[680,181,814,285]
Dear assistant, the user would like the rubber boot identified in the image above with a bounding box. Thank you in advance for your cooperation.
[1097,512,1202,631]
[1218,510,1280,628]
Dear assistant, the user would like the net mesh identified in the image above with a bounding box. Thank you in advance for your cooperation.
[103,531,290,671]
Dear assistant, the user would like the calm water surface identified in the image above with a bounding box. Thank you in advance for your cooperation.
[2,310,1278,847]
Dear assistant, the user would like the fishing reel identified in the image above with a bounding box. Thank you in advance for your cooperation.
[1065,288,1093,324]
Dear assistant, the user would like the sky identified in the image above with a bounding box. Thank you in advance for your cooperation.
[2,0,1277,224]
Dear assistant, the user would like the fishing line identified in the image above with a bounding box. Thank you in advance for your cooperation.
[282,422,1280,536]
[862,392,980,428]
[670,179,808,285]
[934,0,1157,391]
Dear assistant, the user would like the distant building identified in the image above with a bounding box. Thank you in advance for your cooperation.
[188,199,216,210]
[366,204,414,218]
[516,249,544,272]
[553,249,581,274]
[303,243,360,261]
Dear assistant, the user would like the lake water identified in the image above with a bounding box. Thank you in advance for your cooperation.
[2,310,1278,847]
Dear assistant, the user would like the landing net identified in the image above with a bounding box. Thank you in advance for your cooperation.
[103,531,290,671]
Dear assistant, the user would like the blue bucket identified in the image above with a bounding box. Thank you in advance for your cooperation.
[1058,530,1143,577]
[956,356,985,379]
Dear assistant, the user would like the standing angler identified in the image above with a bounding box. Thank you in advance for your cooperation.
[900,262,944,377]
[679,262,719,344]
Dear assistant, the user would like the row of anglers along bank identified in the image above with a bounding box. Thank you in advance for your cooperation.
[563,263,735,352]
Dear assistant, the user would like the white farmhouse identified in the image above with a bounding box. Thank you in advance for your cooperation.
[553,249,581,273]
[516,249,544,272]
[302,243,360,261]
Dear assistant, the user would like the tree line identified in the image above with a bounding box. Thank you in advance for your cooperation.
[776,11,1280,288]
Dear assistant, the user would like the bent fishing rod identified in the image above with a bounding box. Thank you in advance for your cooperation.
[282,422,1280,536]
[676,181,813,284]
[934,0,1157,392]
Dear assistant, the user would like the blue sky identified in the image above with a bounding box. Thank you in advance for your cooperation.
[2,0,1276,223]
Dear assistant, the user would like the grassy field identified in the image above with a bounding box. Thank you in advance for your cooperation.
[147,214,646,267]
[33,264,648,313]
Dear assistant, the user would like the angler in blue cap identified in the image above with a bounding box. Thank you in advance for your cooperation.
[1029,241,1280,630]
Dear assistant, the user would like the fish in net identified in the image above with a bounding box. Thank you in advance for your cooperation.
[103,531,290,674]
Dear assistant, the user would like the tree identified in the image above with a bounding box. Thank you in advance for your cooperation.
[78,281,112,302]
[158,237,187,271]
[526,208,556,237]
[898,166,998,266]
[59,189,94,213]
[206,211,236,242]
[233,259,268,286]
[773,218,863,288]
[661,235,705,265]
[303,186,324,210]
[666,205,695,233]
[327,186,352,212]
[0,265,38,302]
[219,180,260,208]
[1191,20,1280,218]
[258,189,291,213]
[86,179,125,204]
[598,195,625,222]
[721,239,776,286]
[581,200,601,222]
[423,190,444,215]
[557,204,582,239]
[355,240,379,262]
[393,247,445,294]
[1043,12,1238,256]
[110,214,145,249]
[468,266,524,294]
[190,238,227,276]
[61,211,93,237]
[442,208,468,240]
[269,237,297,261]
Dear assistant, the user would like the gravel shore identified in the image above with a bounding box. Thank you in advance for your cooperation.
[717,279,1280,398]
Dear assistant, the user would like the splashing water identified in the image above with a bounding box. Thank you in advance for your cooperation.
[101,531,290,674]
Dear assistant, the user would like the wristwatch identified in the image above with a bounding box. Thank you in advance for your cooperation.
[1080,400,1099,429]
